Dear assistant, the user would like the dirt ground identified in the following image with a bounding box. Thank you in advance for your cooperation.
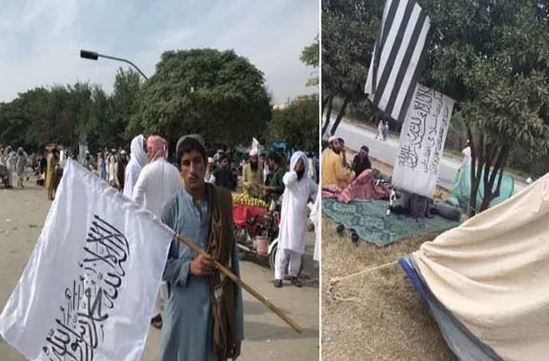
[321,156,457,361]
[0,180,319,361]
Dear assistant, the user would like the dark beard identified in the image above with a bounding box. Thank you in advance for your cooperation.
[250,162,258,171]
[297,169,305,180]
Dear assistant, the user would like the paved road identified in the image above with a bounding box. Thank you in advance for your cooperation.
[0,182,319,361]
[327,118,526,192]
[329,119,460,190]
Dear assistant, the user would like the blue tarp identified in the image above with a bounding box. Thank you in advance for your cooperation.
[399,256,503,361]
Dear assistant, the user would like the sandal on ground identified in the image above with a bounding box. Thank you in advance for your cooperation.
[151,314,162,329]
[290,277,302,288]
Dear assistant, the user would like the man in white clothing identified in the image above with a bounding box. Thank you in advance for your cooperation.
[132,135,182,328]
[204,157,216,184]
[123,135,147,199]
[459,139,471,172]
[310,191,320,263]
[274,151,318,288]
[107,149,117,187]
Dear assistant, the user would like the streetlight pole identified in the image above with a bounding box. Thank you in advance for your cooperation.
[80,50,149,80]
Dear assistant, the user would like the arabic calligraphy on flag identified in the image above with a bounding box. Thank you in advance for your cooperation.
[0,159,174,361]
[392,83,455,198]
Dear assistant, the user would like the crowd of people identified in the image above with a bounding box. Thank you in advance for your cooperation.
[0,146,30,189]
[2,134,319,360]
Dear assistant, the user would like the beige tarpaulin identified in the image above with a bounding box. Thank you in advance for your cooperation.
[413,172,549,361]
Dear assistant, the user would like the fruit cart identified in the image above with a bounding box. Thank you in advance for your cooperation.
[232,193,279,268]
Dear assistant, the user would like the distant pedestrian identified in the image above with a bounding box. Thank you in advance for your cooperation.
[213,154,237,191]
[107,149,117,187]
[376,120,384,140]
[383,121,389,141]
[459,139,471,173]
[115,150,128,190]
[46,147,59,200]
[98,152,107,181]
[123,134,147,199]
[15,147,28,188]
[204,157,216,184]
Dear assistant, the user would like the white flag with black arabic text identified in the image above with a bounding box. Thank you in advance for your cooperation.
[0,159,174,361]
[392,83,455,198]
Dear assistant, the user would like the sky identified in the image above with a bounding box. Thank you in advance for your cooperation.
[0,0,319,104]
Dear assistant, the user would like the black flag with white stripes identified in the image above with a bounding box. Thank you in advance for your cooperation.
[365,0,431,123]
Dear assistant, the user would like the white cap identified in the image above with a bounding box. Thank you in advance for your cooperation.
[249,149,258,156]
[328,136,338,143]
[208,157,214,163]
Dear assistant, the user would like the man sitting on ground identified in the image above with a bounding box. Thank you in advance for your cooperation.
[321,136,355,188]
[351,145,372,177]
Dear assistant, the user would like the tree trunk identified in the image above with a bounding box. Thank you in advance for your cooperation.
[322,94,332,110]
[479,145,509,212]
[467,123,481,217]
[322,95,334,136]
[330,96,350,136]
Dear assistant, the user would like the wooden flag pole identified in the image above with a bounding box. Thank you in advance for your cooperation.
[175,234,304,334]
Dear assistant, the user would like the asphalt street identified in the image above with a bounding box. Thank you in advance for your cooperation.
[327,118,526,192]
[0,182,319,361]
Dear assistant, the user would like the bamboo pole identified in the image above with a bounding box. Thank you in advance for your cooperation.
[175,234,304,334]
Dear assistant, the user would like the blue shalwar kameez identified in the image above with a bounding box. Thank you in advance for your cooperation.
[160,188,244,361]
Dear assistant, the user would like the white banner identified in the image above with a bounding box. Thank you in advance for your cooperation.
[0,159,174,361]
[392,83,455,198]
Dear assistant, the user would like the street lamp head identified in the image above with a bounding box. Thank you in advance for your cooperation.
[80,50,99,60]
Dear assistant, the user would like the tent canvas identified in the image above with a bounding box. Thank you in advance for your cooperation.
[401,171,549,361]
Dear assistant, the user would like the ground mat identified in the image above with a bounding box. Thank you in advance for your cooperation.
[322,198,460,246]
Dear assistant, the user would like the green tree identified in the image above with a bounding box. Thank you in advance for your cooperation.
[110,68,141,145]
[321,0,383,136]
[268,95,319,153]
[421,0,549,215]
[87,85,111,151]
[301,36,320,87]
[129,49,272,147]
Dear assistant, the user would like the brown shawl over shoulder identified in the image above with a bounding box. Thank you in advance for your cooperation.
[206,183,237,359]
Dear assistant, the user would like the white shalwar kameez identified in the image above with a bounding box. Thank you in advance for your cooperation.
[132,157,182,316]
[123,135,147,199]
[275,151,318,280]
[310,191,321,262]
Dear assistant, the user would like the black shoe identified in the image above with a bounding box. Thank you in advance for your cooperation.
[151,314,162,329]
[274,279,283,288]
[290,277,302,288]
[351,232,359,245]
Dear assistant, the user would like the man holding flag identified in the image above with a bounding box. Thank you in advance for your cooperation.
[160,136,244,361]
